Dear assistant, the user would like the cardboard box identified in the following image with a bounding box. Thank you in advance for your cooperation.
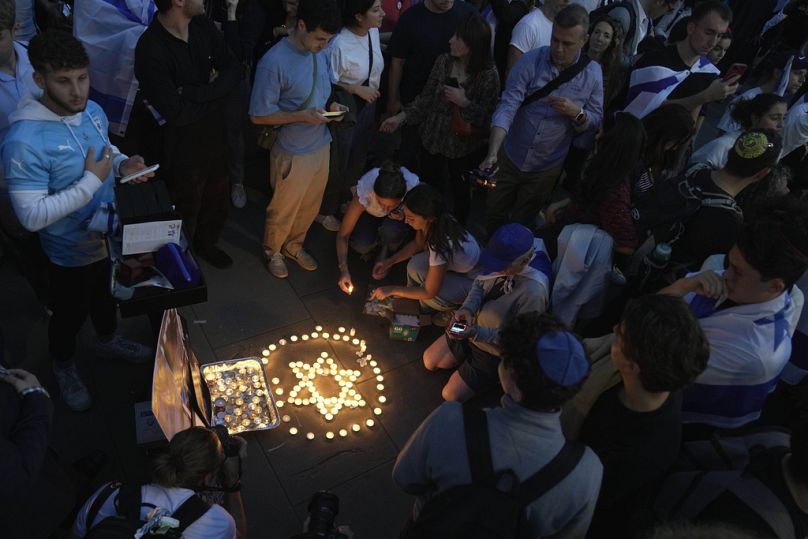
[388,298,431,341]
[116,180,182,255]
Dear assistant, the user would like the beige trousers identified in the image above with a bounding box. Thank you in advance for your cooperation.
[263,143,330,257]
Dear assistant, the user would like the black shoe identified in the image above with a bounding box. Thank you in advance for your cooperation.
[195,245,233,269]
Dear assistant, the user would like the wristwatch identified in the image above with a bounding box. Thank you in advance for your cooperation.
[574,108,586,124]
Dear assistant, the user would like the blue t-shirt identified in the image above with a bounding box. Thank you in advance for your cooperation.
[249,39,332,155]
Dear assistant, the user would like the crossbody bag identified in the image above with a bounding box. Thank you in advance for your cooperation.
[256,52,318,151]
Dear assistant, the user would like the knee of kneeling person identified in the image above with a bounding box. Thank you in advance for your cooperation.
[441,379,472,402]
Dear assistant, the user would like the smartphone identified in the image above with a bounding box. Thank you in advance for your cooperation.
[322,110,347,118]
[445,77,459,88]
[120,163,160,184]
[449,322,466,334]
[722,63,747,81]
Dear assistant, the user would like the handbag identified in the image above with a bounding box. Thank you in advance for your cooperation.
[329,32,375,129]
[451,104,486,139]
[256,52,318,150]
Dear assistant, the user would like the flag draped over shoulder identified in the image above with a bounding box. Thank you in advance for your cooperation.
[74,0,156,136]
[623,56,721,119]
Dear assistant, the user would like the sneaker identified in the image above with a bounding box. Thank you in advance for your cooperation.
[432,310,455,327]
[315,214,341,232]
[53,363,92,411]
[195,244,233,269]
[282,246,318,271]
[94,335,153,364]
[267,252,289,278]
[231,183,247,209]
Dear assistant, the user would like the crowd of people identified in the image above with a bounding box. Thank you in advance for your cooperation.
[1,0,808,537]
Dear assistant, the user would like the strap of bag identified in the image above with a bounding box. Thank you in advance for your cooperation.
[462,404,495,485]
[517,441,586,505]
[520,55,592,111]
[85,481,122,531]
[171,494,211,533]
[361,33,373,87]
[297,52,318,112]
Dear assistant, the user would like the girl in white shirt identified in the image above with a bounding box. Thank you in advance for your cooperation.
[371,184,480,313]
[318,0,386,229]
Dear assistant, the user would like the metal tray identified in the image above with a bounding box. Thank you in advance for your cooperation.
[201,357,280,433]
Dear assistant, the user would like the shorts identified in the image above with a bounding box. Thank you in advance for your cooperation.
[446,335,500,394]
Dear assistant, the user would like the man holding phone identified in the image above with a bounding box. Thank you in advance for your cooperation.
[422,223,551,401]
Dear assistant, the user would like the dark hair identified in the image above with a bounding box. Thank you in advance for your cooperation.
[0,0,15,33]
[154,0,172,12]
[298,0,342,34]
[789,423,808,486]
[499,312,588,411]
[28,30,90,74]
[152,427,222,489]
[667,16,690,43]
[587,16,625,101]
[735,195,808,290]
[724,128,782,178]
[373,161,407,200]
[554,3,589,34]
[341,0,375,28]
[403,184,467,262]
[729,93,786,130]
[620,295,709,393]
[454,13,494,89]
[641,104,695,175]
[575,112,645,209]
[690,0,732,25]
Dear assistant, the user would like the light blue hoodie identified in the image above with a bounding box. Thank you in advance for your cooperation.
[1,98,124,267]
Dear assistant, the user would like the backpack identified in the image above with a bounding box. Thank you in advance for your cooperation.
[402,405,586,539]
[84,482,211,539]
[652,428,796,539]
[590,1,639,52]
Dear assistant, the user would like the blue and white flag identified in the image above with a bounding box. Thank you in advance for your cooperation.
[74,0,156,136]
[623,56,721,119]
[773,54,796,97]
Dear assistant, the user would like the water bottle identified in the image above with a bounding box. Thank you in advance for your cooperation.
[638,242,672,292]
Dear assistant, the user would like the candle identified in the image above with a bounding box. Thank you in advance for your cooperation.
[347,284,354,294]
[289,427,298,435]
[374,407,382,415]
[275,388,284,395]
[376,375,384,382]
[279,339,287,346]
[373,368,381,375]
[302,334,309,341]
[339,429,348,438]
[276,401,284,408]
[369,360,377,367]
[282,415,291,423]
[272,377,280,385]
[326,431,335,440]
[338,327,346,333]
[262,349,270,357]
[325,413,333,422]
[269,344,277,351]
[261,358,269,365]
[315,325,323,331]
[342,335,350,342]
[290,335,298,342]
[320,351,329,358]
[311,332,319,338]
[306,432,315,440]
[352,338,360,345]
[377,384,384,391]
[350,328,356,336]
[352,424,360,432]
[366,419,375,428]
[379,396,387,404]
[322,332,330,339]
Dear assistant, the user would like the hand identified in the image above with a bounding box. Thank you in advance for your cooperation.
[371,286,393,300]
[219,435,248,488]
[446,310,476,340]
[453,308,474,325]
[443,85,470,107]
[379,113,405,133]
[354,86,381,104]
[479,154,497,173]
[328,102,350,122]
[387,97,402,115]
[299,108,330,125]
[706,75,740,102]
[119,156,156,184]
[547,96,581,119]
[85,145,115,181]
[338,272,354,295]
[372,259,392,280]
[544,200,569,225]
[685,270,728,301]
[0,369,43,393]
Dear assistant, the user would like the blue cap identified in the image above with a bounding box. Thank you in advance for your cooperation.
[535,331,588,387]
[479,223,535,274]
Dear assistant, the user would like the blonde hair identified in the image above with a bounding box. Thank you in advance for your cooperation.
[152,427,222,489]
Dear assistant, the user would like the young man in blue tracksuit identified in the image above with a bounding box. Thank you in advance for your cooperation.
[1,31,154,411]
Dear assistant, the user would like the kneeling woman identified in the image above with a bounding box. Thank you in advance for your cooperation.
[371,184,480,313]
[338,163,419,294]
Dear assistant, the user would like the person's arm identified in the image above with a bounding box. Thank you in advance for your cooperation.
[380,262,448,301]
[506,46,524,74]
[481,56,533,170]
[4,142,114,232]
[658,270,727,299]
[248,62,330,126]
[180,20,242,104]
[387,56,406,114]
[459,278,485,316]
[665,75,739,112]
[336,196,366,293]
[385,231,426,266]
[402,54,447,126]
[219,438,248,539]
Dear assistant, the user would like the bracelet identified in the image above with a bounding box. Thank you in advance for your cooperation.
[19,386,50,399]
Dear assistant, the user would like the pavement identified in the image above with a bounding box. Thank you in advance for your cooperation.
[0,150,467,539]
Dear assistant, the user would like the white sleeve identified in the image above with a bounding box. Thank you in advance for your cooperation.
[72,484,120,537]
[783,104,808,157]
[184,504,237,539]
[9,171,103,232]
[328,39,343,84]
[428,247,447,267]
[509,17,536,53]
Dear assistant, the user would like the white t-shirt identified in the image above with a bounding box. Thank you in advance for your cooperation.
[328,27,384,89]
[428,232,481,274]
[73,484,236,539]
[570,0,601,13]
[689,131,740,170]
[783,101,808,157]
[510,9,553,54]
[353,166,419,217]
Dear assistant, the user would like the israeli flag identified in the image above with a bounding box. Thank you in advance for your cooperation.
[74,0,156,137]
[623,56,721,119]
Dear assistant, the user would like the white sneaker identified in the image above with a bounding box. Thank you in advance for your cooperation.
[231,184,247,208]
[94,335,153,364]
[53,363,92,412]
[315,214,341,232]
[267,252,289,278]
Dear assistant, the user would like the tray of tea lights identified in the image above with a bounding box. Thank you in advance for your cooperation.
[202,358,280,433]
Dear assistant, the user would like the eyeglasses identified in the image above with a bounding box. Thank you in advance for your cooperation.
[387,203,404,219]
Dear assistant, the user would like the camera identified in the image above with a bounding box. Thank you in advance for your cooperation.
[290,491,349,539]
[463,166,499,189]
[210,424,241,459]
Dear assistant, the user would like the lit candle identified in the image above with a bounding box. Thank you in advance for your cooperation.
[322,332,330,339]
[374,407,382,415]
[302,334,309,341]
[276,401,284,408]
[306,432,315,440]
[272,377,280,385]
[376,375,384,382]
[275,388,284,395]
[352,338,360,345]
[261,357,268,365]
[325,413,333,421]
[373,368,381,375]
[352,424,360,432]
[315,325,323,331]
[269,344,277,351]
[326,431,335,440]
[279,339,287,346]
[366,419,375,428]
[350,328,356,336]
[282,415,291,423]
[378,396,387,404]
[320,351,329,358]
[338,327,345,333]
[347,284,354,294]
[339,429,348,438]
[262,349,270,357]
[290,335,298,342]
[288,362,296,369]
[289,427,298,435]
[342,335,350,342]
[377,384,384,391]
[312,332,319,339]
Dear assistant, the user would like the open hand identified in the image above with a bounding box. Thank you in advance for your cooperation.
[371,286,393,300]
[85,145,115,181]
[0,368,43,393]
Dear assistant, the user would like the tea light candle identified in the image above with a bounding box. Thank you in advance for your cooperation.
[315,325,323,331]
[376,375,384,382]
[352,338,360,345]
[377,384,384,391]
[290,335,298,342]
[342,335,350,342]
[306,432,315,440]
[369,360,377,367]
[325,413,333,421]
[282,415,291,423]
[269,344,277,351]
[339,429,348,438]
[261,357,269,365]
[302,334,309,341]
[373,367,381,374]
[279,339,287,346]
[326,431,335,440]
[374,407,382,415]
[350,328,356,336]
[275,388,284,395]
[276,401,284,408]
[352,424,361,432]
[366,419,375,428]
[311,332,319,338]
[289,427,298,435]
[272,377,280,385]
[262,349,270,357]
[378,396,387,404]
[338,327,346,333]
[322,332,330,339]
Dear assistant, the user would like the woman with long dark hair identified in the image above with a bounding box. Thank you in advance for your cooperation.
[380,13,500,226]
[371,184,480,316]
[586,16,627,108]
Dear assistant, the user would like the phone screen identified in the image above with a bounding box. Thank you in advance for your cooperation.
[449,323,466,333]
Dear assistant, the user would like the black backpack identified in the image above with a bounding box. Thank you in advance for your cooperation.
[402,405,586,539]
[84,482,211,539]
[590,1,639,52]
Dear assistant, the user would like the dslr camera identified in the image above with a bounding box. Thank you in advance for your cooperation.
[464,166,499,189]
[290,491,349,539]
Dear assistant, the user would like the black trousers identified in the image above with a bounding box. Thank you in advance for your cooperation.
[48,259,117,363]
[418,146,486,227]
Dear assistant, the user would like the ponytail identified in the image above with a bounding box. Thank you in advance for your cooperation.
[152,427,221,489]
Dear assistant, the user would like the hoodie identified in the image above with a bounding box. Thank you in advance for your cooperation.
[1,98,126,267]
